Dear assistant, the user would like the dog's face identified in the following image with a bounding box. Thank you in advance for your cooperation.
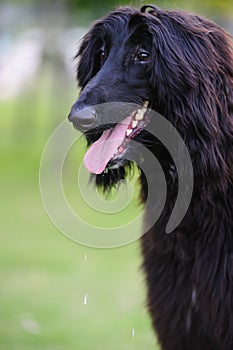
[68,6,233,191]
[68,7,157,183]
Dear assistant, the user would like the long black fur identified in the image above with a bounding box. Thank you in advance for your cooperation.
[69,5,233,349]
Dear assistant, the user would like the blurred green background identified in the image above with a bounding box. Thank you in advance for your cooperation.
[0,1,232,349]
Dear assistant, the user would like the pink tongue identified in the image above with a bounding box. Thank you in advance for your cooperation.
[84,116,132,174]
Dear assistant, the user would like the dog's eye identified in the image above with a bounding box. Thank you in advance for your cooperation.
[136,51,150,62]
[99,49,106,62]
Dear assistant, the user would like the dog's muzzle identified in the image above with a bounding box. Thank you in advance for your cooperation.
[68,106,97,132]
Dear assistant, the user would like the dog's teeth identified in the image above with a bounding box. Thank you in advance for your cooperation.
[135,110,144,121]
[142,107,147,114]
[126,129,132,136]
[132,120,138,128]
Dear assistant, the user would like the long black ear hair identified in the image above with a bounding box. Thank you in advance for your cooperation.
[75,31,102,88]
[140,7,233,192]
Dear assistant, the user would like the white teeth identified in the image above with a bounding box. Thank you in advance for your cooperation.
[142,107,147,114]
[135,110,144,121]
[132,120,138,128]
[125,101,149,137]
[109,101,150,164]
[135,103,148,121]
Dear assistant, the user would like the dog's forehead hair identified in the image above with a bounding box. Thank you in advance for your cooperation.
[90,10,149,51]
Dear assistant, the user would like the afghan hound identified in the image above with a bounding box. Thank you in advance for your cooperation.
[68,5,233,350]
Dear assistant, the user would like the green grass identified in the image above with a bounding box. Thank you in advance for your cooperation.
[0,68,159,350]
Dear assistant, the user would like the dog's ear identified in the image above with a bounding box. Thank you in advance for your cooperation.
[145,11,233,188]
[147,14,199,100]
[146,10,233,103]
[75,32,100,88]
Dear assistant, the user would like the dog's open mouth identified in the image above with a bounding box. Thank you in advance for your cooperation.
[84,101,150,174]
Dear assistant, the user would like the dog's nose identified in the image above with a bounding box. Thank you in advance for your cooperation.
[68,106,97,132]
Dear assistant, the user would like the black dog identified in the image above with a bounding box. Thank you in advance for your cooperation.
[68,5,233,350]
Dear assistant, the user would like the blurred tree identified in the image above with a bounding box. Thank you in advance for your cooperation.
[6,0,233,14]
[4,0,233,19]
[67,0,233,15]
[67,0,129,17]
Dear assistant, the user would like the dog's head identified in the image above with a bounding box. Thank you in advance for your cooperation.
[68,6,233,192]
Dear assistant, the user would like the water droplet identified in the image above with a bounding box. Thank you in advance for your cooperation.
[84,253,88,261]
[83,293,88,305]
[131,328,135,338]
